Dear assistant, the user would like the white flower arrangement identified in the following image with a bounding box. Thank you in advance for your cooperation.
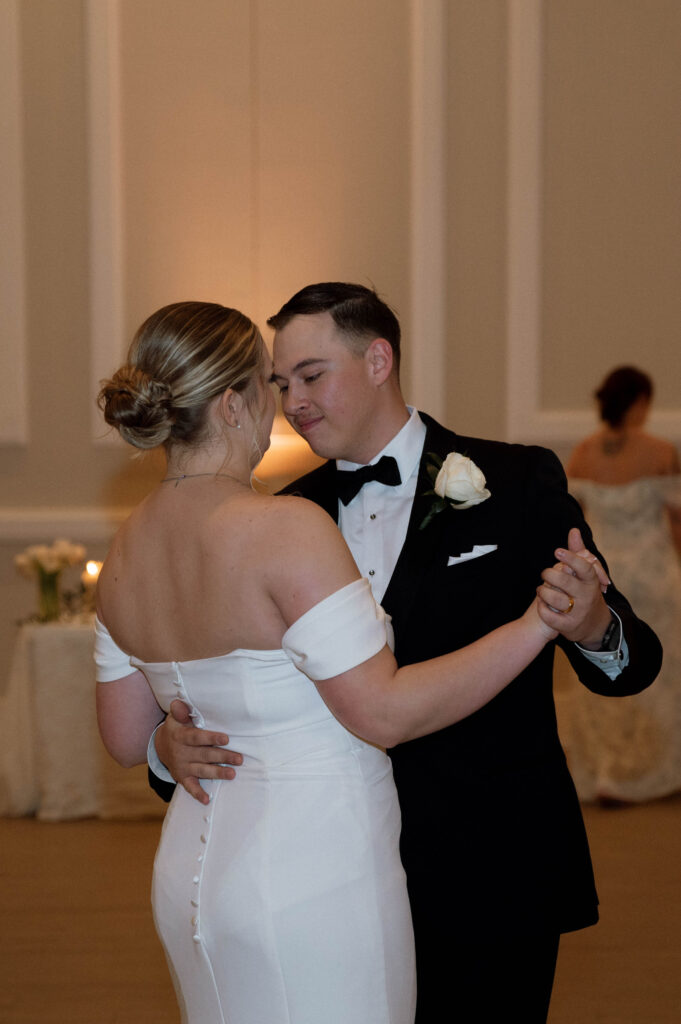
[14,539,87,578]
[14,539,88,621]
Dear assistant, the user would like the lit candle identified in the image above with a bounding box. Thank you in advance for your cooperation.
[81,560,102,590]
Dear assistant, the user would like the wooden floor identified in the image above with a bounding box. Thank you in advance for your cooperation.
[1,797,680,1023]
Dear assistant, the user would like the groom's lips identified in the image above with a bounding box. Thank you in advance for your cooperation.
[296,416,323,434]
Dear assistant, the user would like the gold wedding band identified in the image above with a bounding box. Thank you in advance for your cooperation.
[565,597,575,613]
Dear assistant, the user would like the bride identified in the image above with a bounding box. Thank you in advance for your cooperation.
[95,301,592,1024]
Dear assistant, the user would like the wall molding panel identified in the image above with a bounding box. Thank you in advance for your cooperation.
[0,0,29,445]
[86,0,124,444]
[408,0,447,422]
[506,0,681,446]
[506,0,544,443]
[506,0,603,445]
[0,505,130,544]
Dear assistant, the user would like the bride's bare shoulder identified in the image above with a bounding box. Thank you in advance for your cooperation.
[256,493,342,540]
[207,490,341,545]
[253,495,359,614]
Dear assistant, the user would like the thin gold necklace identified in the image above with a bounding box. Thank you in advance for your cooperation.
[161,472,248,488]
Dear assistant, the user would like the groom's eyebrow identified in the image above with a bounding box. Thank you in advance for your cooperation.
[271,358,328,382]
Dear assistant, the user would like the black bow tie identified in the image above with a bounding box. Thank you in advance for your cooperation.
[336,455,402,506]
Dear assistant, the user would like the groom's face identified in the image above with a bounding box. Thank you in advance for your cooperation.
[272,311,380,463]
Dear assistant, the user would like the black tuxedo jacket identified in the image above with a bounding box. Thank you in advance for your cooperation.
[281,413,662,940]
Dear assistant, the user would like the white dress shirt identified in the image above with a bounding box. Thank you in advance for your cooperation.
[337,408,425,605]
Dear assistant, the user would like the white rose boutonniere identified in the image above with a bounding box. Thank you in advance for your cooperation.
[420,452,491,529]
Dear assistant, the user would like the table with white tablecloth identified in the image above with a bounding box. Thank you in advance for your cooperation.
[0,618,164,820]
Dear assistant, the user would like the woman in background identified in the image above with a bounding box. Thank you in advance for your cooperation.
[565,366,681,803]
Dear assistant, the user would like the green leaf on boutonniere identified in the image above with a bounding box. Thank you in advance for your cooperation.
[419,453,447,529]
[419,496,449,530]
[424,452,443,486]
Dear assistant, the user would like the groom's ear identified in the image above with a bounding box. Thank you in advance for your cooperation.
[365,337,394,386]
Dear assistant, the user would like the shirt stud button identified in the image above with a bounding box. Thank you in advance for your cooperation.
[370,513,377,520]
[368,569,375,577]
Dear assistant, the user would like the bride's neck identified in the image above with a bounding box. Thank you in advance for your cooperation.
[164,445,251,487]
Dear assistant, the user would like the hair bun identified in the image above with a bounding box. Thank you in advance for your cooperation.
[98,367,175,448]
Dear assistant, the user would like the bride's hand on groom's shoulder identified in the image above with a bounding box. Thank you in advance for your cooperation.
[155,700,243,805]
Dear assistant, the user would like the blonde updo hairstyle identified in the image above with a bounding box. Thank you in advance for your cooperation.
[99,302,265,452]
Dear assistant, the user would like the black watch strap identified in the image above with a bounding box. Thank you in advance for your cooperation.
[598,615,620,652]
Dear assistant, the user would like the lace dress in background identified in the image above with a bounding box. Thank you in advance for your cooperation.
[561,476,681,802]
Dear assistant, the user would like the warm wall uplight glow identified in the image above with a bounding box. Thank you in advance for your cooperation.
[254,416,324,489]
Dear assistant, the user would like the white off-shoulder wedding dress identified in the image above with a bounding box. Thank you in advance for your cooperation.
[95,579,415,1024]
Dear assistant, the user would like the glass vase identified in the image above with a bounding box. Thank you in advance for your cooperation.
[37,568,61,622]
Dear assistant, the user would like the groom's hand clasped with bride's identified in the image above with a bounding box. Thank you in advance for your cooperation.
[154,528,610,805]
[536,527,614,647]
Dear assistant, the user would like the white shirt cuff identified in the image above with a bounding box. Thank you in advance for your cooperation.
[147,721,175,784]
[574,608,629,680]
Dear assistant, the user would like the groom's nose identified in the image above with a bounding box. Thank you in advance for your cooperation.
[281,383,308,416]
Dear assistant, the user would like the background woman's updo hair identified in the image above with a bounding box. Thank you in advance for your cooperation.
[99,302,264,449]
[595,365,653,429]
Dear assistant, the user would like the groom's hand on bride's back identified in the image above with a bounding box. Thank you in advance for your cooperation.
[155,699,243,806]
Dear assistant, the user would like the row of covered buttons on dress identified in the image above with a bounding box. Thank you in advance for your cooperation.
[170,662,207,729]
[169,663,212,946]
[190,804,213,944]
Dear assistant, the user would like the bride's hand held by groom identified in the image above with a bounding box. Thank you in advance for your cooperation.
[535,527,613,647]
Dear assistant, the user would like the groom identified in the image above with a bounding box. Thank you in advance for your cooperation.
[151,283,661,1022]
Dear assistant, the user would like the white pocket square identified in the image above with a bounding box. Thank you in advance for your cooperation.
[447,544,498,566]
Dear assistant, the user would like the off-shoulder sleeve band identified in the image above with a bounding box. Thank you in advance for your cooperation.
[94,616,137,682]
[282,578,390,681]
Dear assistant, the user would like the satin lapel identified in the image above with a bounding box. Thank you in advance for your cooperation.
[382,416,459,624]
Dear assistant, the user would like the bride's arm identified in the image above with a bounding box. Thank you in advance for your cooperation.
[269,499,573,749]
[94,612,168,767]
[311,607,553,748]
[96,672,165,767]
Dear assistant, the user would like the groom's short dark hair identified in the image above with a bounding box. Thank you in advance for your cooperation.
[267,282,401,371]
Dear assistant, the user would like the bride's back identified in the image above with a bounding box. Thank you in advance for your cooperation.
[96,300,357,666]
[98,482,289,663]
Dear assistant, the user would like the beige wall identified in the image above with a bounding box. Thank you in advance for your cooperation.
[2,0,680,681]
[445,0,508,441]
[542,0,681,413]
